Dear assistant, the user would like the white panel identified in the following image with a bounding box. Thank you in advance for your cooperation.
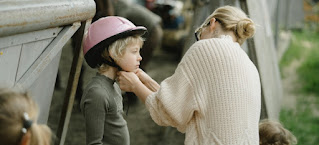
[28,51,62,124]
[0,27,62,48]
[14,23,80,123]
[16,23,80,89]
[16,38,54,80]
[0,45,21,88]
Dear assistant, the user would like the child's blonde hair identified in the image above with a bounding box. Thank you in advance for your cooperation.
[201,5,255,45]
[0,88,52,145]
[259,119,297,145]
[98,35,144,73]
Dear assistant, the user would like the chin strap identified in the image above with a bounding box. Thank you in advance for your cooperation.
[102,56,122,71]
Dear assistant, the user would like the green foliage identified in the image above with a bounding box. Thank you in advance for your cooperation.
[280,30,319,95]
[279,31,305,68]
[297,32,319,96]
[280,30,319,145]
[280,98,319,145]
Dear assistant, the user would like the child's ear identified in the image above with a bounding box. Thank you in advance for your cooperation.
[20,131,31,145]
[106,50,114,61]
[108,52,114,59]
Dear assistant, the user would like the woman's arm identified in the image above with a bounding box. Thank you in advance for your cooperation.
[118,67,198,132]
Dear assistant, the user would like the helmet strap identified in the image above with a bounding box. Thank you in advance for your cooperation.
[102,56,122,71]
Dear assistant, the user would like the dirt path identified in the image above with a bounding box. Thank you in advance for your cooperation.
[281,59,301,110]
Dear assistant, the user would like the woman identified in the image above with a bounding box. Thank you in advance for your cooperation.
[118,5,261,145]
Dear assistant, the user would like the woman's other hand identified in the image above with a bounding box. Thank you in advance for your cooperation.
[136,69,152,84]
[136,69,160,92]
[117,71,141,92]
[117,70,154,104]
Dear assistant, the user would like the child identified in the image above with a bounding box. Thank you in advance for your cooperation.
[0,88,52,145]
[80,16,147,145]
[259,119,297,145]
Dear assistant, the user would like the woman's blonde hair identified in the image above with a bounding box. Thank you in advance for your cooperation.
[259,119,297,145]
[0,88,52,145]
[98,35,144,73]
[202,5,255,45]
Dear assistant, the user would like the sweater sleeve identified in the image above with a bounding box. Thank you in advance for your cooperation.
[82,87,108,145]
[145,59,198,133]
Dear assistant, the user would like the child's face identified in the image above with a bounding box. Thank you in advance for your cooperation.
[116,43,142,73]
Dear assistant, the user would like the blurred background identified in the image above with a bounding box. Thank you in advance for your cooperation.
[279,1,319,144]
[0,0,318,145]
[49,0,319,145]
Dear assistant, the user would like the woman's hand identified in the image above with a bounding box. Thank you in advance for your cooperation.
[136,69,160,92]
[117,70,154,104]
[136,69,152,84]
[117,71,141,92]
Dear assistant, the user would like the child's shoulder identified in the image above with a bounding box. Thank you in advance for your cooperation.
[83,74,117,98]
[85,85,107,96]
[87,74,114,88]
[84,79,109,96]
[81,85,112,104]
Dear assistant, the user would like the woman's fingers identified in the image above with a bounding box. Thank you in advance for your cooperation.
[117,71,140,92]
[136,69,150,83]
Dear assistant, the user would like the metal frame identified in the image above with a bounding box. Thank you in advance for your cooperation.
[0,0,95,37]
[0,1,95,145]
[15,23,81,89]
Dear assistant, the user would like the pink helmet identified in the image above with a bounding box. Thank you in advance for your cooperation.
[83,16,147,68]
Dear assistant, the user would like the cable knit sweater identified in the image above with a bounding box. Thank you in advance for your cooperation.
[146,35,261,145]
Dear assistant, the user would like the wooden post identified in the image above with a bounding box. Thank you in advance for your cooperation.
[55,20,91,145]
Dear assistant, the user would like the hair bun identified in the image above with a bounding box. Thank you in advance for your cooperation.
[236,18,255,39]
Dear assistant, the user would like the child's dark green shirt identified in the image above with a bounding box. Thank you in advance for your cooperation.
[80,73,129,145]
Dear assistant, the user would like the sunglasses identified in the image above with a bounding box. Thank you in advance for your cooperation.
[194,18,221,41]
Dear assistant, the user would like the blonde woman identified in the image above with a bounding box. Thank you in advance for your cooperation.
[0,88,52,145]
[118,5,260,145]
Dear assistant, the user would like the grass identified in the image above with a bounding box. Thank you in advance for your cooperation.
[298,45,319,96]
[279,30,319,145]
[279,31,305,69]
[280,98,319,145]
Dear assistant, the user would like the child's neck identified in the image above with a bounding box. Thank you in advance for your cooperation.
[100,67,118,80]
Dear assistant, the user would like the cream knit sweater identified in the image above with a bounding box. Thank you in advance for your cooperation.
[146,35,261,145]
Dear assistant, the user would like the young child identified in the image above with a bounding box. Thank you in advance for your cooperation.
[259,119,297,145]
[80,16,147,145]
[0,88,52,145]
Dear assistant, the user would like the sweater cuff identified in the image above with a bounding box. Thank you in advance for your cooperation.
[145,91,157,111]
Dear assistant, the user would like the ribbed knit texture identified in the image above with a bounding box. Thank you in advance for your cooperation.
[146,35,261,145]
